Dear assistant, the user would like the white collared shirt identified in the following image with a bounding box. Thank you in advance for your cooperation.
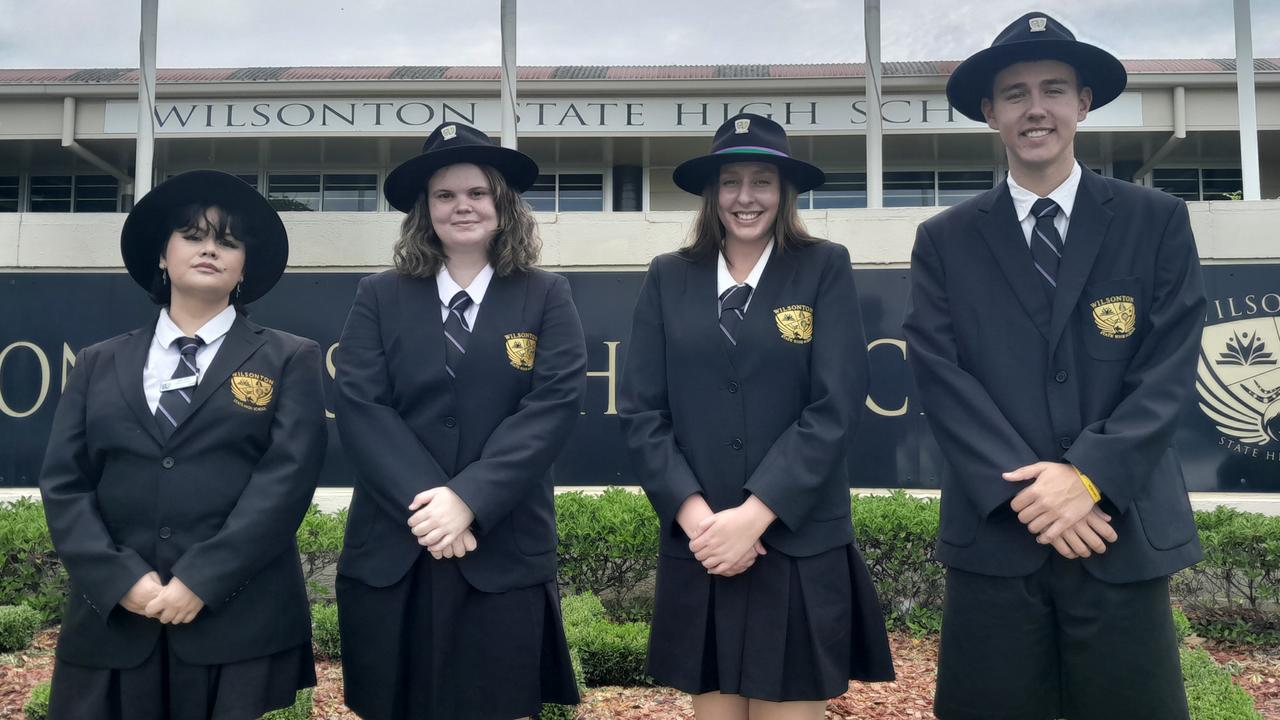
[143,305,237,413]
[716,239,774,313]
[436,263,495,327]
[1007,161,1082,247]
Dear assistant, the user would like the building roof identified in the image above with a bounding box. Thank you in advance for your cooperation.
[0,60,1276,84]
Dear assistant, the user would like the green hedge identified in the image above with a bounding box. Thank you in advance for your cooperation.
[311,602,341,659]
[0,604,41,652]
[1181,648,1261,720]
[561,592,650,687]
[0,499,65,623]
[23,681,49,720]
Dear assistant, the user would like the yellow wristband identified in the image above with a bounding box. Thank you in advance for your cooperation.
[1074,467,1102,503]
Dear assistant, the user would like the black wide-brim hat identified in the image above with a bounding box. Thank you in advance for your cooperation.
[384,122,540,213]
[946,11,1127,123]
[121,170,288,305]
[673,113,824,195]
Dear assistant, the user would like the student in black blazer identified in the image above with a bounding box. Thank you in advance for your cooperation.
[334,123,586,720]
[619,114,894,720]
[38,170,326,720]
[904,14,1205,720]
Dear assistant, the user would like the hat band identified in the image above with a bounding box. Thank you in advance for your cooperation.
[714,146,790,158]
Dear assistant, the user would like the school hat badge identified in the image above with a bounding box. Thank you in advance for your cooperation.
[673,113,825,195]
[383,122,541,213]
[945,11,1127,122]
[120,170,288,304]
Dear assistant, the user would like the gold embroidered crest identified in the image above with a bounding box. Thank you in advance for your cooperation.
[229,372,274,411]
[1090,295,1137,339]
[504,332,537,371]
[773,305,814,344]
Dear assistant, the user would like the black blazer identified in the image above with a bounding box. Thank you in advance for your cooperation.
[903,166,1206,584]
[334,268,586,593]
[38,315,327,669]
[619,240,869,559]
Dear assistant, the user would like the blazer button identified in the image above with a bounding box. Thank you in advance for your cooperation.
[161,457,175,469]
[1054,370,1069,383]
[731,437,743,450]
[158,526,173,540]
[1059,437,1073,450]
[727,381,740,393]
[444,416,457,428]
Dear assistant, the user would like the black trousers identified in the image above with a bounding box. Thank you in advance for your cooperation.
[934,555,1188,720]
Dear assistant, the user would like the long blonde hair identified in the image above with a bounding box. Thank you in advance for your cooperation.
[392,164,541,277]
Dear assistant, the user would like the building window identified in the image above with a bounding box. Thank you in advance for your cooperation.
[29,176,73,212]
[0,177,18,212]
[73,175,120,212]
[884,171,936,207]
[522,173,604,212]
[812,172,868,209]
[322,174,378,211]
[267,174,321,211]
[938,170,994,206]
[1154,168,1242,201]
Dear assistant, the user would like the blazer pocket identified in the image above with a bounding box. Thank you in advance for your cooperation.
[514,504,558,556]
[1079,276,1142,361]
[1134,451,1197,550]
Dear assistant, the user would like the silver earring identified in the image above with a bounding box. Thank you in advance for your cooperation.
[161,268,167,285]
[235,282,242,300]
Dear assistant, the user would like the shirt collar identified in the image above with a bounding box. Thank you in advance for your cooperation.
[437,263,495,307]
[154,305,237,349]
[1007,161,1083,225]
[717,239,775,295]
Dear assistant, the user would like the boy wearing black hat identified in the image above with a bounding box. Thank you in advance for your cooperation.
[904,13,1205,720]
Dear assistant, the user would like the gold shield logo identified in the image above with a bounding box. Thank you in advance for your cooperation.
[1090,295,1137,339]
[504,332,537,371]
[1197,318,1280,447]
[229,372,274,411]
[773,305,814,344]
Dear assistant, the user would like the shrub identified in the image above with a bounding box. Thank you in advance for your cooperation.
[296,505,346,603]
[555,489,659,612]
[311,603,341,659]
[23,681,50,720]
[1180,647,1260,720]
[1173,606,1192,641]
[1173,506,1280,611]
[561,592,651,687]
[0,499,66,623]
[851,492,945,629]
[261,688,314,720]
[0,604,42,652]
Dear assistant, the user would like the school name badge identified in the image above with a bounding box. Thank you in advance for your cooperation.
[773,305,814,344]
[229,371,275,411]
[504,332,537,372]
[1090,295,1136,339]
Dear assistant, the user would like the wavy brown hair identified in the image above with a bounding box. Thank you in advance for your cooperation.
[680,167,818,260]
[392,164,541,277]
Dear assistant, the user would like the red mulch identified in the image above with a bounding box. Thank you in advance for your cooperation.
[3,630,1276,720]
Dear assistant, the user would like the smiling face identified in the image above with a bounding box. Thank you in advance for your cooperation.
[716,162,781,247]
[427,163,499,258]
[981,59,1092,184]
[159,205,245,305]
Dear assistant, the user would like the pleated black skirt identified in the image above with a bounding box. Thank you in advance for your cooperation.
[647,542,895,702]
[47,630,315,720]
[336,553,579,720]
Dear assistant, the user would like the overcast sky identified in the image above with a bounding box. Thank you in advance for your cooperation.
[1,0,1278,68]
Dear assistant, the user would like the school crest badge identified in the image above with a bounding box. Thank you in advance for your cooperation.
[773,305,814,344]
[1029,17,1048,32]
[1090,295,1137,339]
[734,118,751,134]
[504,332,537,371]
[230,372,274,411]
[1197,317,1280,448]
[441,124,458,140]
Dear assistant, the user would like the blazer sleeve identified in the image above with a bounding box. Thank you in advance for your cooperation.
[334,274,451,522]
[903,223,1040,517]
[449,274,587,532]
[1064,200,1206,511]
[617,257,704,534]
[743,243,866,531]
[171,339,327,611]
[38,348,155,622]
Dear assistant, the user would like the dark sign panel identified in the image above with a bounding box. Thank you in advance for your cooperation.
[1,266,1276,490]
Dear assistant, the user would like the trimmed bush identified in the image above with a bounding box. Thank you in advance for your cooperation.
[1174,506,1280,611]
[260,688,314,720]
[851,492,945,629]
[0,499,66,623]
[556,489,659,609]
[296,505,346,603]
[0,604,42,652]
[311,603,341,659]
[23,681,50,720]
[561,592,651,687]
[1173,606,1192,641]
[1181,647,1260,720]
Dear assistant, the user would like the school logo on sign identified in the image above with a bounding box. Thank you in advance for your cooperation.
[229,371,275,411]
[504,332,537,371]
[1196,298,1280,456]
[1091,295,1136,339]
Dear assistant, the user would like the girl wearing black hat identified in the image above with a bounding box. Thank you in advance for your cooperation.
[619,113,895,719]
[334,122,585,720]
[38,170,327,720]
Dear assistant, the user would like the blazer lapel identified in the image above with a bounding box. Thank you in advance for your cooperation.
[456,271,525,384]
[688,252,739,371]
[399,274,447,380]
[1048,167,1113,352]
[977,183,1053,341]
[181,315,267,425]
[114,321,165,446]
[736,243,798,350]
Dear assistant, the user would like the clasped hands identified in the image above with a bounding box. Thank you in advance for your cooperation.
[121,572,204,624]
[408,486,478,560]
[1004,461,1117,559]
[677,494,774,577]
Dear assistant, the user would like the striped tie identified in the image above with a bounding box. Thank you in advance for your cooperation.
[1030,197,1064,289]
[154,335,203,439]
[443,291,473,378]
[718,284,752,346]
